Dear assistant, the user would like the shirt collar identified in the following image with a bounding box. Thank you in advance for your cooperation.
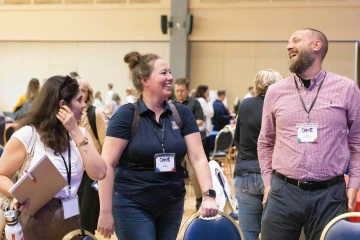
[137,97,172,115]
[294,69,326,87]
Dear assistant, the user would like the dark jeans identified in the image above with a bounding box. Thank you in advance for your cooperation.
[261,174,347,240]
[78,171,100,234]
[113,190,184,240]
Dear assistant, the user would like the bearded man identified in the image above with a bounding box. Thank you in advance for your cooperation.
[258,28,360,240]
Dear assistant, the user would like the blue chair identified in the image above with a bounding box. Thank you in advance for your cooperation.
[320,212,360,240]
[177,211,244,240]
[62,229,98,240]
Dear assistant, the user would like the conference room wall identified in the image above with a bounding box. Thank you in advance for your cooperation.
[189,41,356,110]
[0,41,169,111]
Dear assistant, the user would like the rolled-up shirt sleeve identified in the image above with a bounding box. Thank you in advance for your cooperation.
[347,82,360,190]
[258,86,277,186]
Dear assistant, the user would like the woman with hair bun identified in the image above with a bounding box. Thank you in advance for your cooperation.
[97,52,218,240]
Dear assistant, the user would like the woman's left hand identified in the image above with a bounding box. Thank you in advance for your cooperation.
[56,105,78,133]
[200,197,218,218]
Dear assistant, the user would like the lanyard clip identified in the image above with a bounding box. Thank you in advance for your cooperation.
[306,113,310,124]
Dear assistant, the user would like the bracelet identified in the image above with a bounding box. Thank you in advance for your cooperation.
[76,137,89,148]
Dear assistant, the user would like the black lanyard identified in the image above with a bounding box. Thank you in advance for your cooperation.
[145,116,166,153]
[59,144,71,195]
[294,72,326,123]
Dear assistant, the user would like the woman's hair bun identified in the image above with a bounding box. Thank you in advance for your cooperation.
[124,51,141,70]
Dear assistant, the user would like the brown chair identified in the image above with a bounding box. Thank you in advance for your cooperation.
[210,125,234,177]
[62,229,98,240]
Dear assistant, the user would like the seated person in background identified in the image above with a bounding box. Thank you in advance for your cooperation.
[0,75,106,239]
[12,78,40,112]
[14,78,40,120]
[212,90,235,131]
[233,69,282,240]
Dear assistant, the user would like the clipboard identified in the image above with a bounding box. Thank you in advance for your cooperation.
[9,154,67,216]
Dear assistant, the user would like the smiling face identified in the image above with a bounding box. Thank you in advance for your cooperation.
[68,91,86,121]
[286,30,316,75]
[145,58,173,100]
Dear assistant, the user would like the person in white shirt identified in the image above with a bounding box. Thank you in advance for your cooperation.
[0,75,106,239]
[125,88,136,103]
[93,91,105,108]
[195,85,214,161]
[105,83,114,105]
[244,86,255,99]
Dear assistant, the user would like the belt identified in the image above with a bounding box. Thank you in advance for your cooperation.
[274,171,344,191]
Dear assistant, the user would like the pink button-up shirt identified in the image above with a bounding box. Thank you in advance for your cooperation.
[258,70,360,190]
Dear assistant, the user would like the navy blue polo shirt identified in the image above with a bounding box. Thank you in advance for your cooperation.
[107,98,199,206]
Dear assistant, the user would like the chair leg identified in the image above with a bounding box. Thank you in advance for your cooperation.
[227,157,232,178]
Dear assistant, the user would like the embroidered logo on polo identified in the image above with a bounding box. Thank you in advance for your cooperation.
[171,121,179,130]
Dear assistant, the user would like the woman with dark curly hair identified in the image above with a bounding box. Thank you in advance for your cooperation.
[0,75,107,240]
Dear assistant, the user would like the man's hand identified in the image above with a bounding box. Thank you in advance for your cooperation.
[347,187,358,212]
[263,185,271,208]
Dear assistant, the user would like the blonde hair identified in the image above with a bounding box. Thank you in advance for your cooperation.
[254,69,283,96]
[76,77,94,107]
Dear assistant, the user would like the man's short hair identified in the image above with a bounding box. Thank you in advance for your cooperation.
[108,83,113,89]
[248,86,254,91]
[217,89,226,97]
[303,28,328,60]
[174,78,189,89]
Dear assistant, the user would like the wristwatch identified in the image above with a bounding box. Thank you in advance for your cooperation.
[203,189,216,199]
[76,137,89,148]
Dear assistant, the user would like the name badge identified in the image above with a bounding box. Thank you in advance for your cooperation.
[154,153,176,172]
[62,196,80,219]
[296,123,318,143]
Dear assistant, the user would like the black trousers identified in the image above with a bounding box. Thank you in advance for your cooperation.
[77,171,100,234]
[261,174,347,240]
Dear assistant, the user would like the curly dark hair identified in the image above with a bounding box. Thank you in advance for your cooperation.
[17,75,80,154]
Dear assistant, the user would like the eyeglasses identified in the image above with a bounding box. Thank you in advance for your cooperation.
[58,75,72,100]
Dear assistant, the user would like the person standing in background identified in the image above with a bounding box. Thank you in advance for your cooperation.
[105,83,114,105]
[93,91,105,108]
[243,86,255,99]
[125,88,137,103]
[173,78,205,211]
[76,77,108,235]
[233,69,282,240]
[195,85,214,161]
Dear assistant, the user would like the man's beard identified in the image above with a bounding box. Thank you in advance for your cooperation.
[289,48,315,75]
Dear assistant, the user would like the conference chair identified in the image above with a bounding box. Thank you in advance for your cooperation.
[177,211,244,240]
[320,212,360,240]
[3,125,15,146]
[62,229,98,240]
[210,125,234,177]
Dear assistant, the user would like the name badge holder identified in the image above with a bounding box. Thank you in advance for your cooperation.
[146,116,176,173]
[294,73,326,144]
[59,143,80,220]
[296,123,318,143]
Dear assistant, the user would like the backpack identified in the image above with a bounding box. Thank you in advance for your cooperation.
[86,106,98,141]
[130,102,182,139]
